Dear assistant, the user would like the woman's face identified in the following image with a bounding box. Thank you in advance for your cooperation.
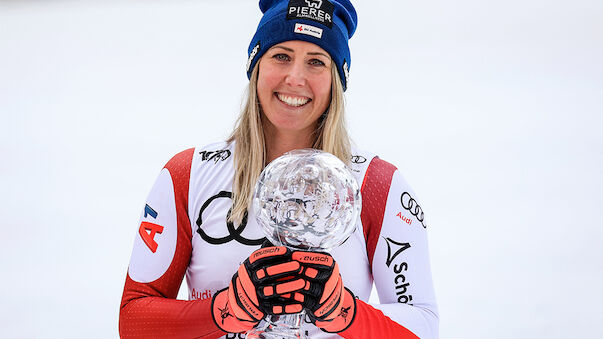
[257,40,332,137]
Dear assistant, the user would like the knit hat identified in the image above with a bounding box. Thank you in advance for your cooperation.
[246,0,358,91]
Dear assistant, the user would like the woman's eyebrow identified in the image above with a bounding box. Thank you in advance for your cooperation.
[308,52,330,59]
[269,45,330,59]
[270,45,294,52]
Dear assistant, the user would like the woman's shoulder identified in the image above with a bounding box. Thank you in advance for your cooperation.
[196,140,234,152]
[350,145,400,168]
[349,145,397,171]
[349,145,406,189]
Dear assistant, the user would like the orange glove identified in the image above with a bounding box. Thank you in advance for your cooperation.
[211,246,308,333]
[293,251,357,333]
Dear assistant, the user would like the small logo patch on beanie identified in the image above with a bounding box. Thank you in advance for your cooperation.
[246,41,261,72]
[287,0,334,28]
[343,59,350,86]
[294,23,323,39]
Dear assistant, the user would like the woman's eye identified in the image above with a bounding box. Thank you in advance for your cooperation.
[309,59,326,66]
[273,54,290,61]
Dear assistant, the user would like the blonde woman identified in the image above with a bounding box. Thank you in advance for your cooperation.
[119,1,438,338]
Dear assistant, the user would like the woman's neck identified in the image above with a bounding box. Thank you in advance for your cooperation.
[263,122,317,164]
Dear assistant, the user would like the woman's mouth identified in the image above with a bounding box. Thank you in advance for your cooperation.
[276,92,311,107]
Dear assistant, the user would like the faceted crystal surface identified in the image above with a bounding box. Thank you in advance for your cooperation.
[253,149,361,251]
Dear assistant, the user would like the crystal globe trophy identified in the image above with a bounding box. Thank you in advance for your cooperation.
[246,149,361,339]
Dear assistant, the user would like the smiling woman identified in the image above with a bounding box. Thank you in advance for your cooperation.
[257,41,333,161]
[119,0,439,338]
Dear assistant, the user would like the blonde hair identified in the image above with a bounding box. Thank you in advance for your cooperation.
[227,63,351,225]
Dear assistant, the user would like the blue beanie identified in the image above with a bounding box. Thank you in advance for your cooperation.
[246,0,358,91]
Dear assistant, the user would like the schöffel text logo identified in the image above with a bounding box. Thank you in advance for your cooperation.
[384,237,413,304]
[287,0,334,28]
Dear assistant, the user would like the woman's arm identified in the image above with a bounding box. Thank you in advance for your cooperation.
[119,149,225,338]
[340,157,439,339]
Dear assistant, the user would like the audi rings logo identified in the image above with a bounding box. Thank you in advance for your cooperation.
[196,191,265,246]
[350,155,367,164]
[400,192,427,228]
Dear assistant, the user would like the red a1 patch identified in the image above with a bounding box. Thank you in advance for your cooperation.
[139,222,164,253]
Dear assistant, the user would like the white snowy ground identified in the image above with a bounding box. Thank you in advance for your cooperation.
[1,0,602,338]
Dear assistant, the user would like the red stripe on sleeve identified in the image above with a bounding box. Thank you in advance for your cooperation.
[165,148,194,245]
[360,157,397,271]
[340,300,419,339]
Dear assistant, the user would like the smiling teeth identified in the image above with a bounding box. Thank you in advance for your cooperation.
[277,93,310,107]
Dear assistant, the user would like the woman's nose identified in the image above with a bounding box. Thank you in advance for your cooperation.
[284,61,306,87]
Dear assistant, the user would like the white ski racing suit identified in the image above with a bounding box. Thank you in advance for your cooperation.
[120,141,438,338]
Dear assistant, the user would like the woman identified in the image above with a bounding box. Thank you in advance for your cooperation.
[119,0,438,338]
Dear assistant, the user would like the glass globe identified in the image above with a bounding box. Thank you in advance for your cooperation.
[253,149,361,251]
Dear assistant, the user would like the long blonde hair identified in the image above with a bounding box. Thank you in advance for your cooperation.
[227,63,351,225]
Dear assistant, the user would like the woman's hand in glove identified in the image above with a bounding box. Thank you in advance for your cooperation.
[293,251,357,333]
[211,246,308,333]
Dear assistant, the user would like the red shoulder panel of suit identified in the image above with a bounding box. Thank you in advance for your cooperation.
[360,157,397,272]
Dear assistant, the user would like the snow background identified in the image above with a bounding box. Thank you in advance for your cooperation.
[1,0,602,337]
